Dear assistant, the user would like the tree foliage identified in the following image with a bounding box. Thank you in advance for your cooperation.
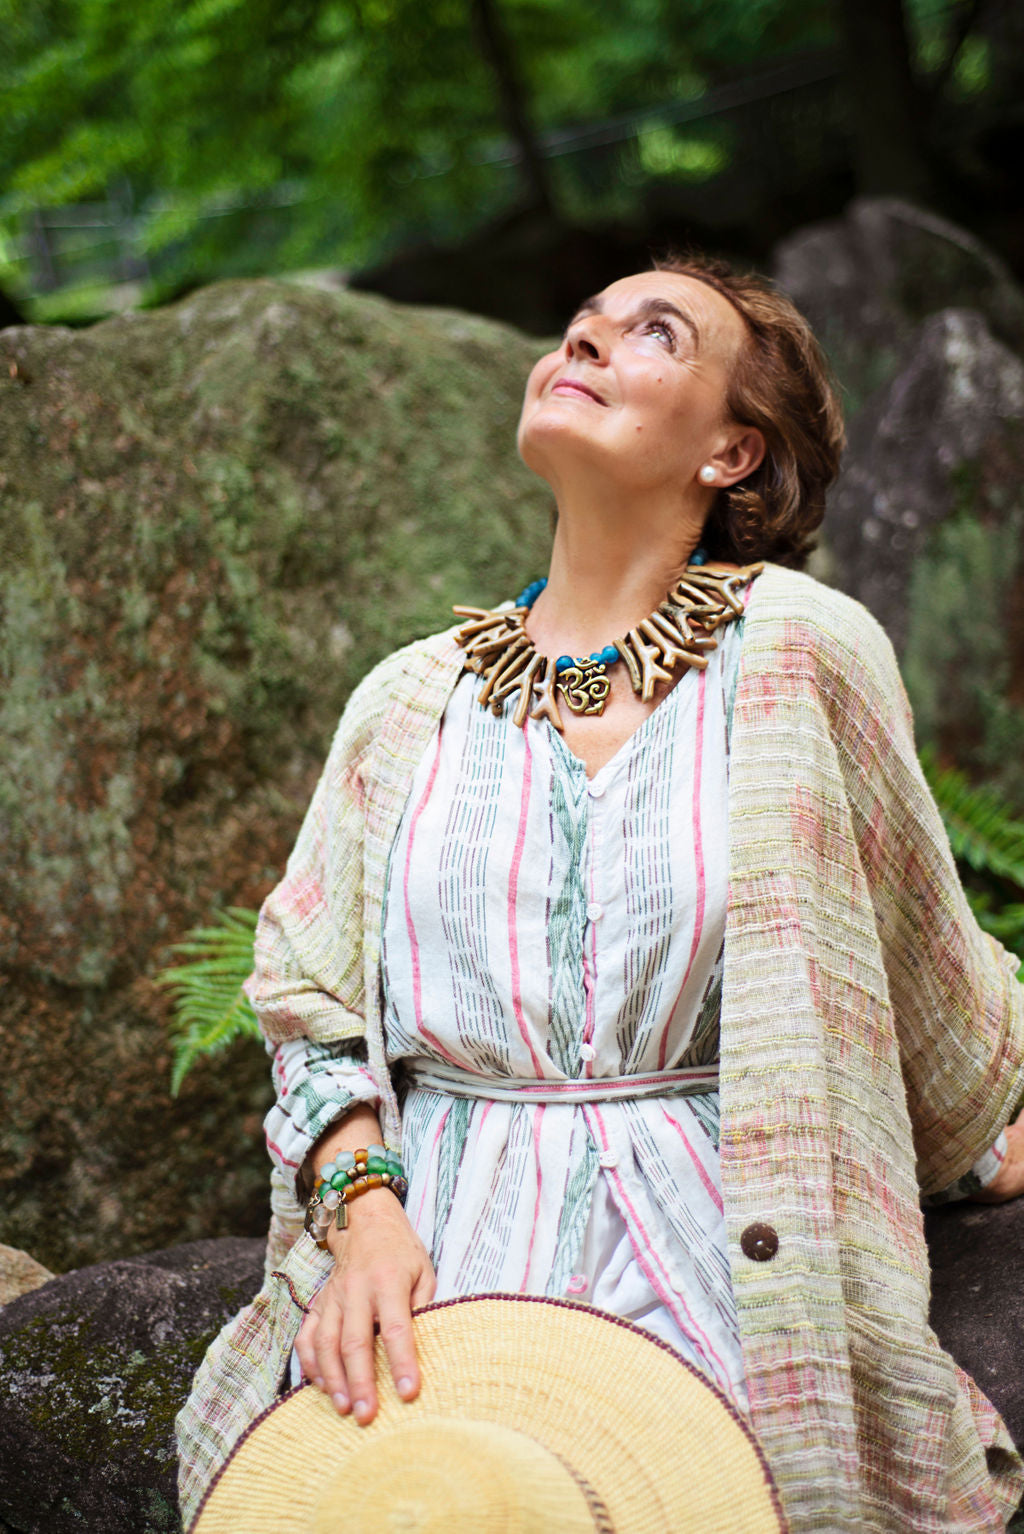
[6,0,1008,312]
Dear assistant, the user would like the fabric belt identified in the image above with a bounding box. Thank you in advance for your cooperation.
[405,1061,718,1104]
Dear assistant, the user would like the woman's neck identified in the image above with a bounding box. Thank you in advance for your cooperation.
[526,487,706,658]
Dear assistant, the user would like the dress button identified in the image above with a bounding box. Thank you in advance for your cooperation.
[740,1223,779,1262]
[579,1042,597,1062]
[586,902,604,922]
[566,1274,589,1296]
[587,780,606,798]
[598,1150,618,1170]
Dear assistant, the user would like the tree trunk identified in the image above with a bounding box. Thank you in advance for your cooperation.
[470,0,555,216]
[836,0,931,198]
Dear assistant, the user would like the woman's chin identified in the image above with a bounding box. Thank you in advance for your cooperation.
[518,412,610,481]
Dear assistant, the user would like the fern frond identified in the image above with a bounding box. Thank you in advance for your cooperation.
[921,748,1024,888]
[155,906,261,1094]
[964,891,1024,976]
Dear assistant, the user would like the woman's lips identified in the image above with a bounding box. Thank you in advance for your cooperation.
[550,378,606,405]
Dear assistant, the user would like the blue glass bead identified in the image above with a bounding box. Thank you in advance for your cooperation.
[689,547,708,566]
[555,655,573,673]
[600,646,619,665]
[335,1150,356,1172]
[318,1162,336,1182]
[514,577,547,608]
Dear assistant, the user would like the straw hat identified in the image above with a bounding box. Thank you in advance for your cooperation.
[190,1294,786,1534]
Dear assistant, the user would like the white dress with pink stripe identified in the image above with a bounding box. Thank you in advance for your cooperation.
[380,624,749,1411]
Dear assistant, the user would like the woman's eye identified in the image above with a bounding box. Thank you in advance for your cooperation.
[645,320,676,348]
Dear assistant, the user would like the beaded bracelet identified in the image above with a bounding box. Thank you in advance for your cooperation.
[303,1144,409,1249]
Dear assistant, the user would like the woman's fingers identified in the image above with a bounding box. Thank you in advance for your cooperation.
[294,1306,327,1393]
[297,1199,439,1423]
[376,1282,421,1402]
[312,1280,355,1412]
[411,1261,437,1310]
[338,1287,379,1423]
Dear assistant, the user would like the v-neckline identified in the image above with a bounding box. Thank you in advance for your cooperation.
[544,661,693,785]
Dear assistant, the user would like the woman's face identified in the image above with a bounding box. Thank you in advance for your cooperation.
[517,270,750,498]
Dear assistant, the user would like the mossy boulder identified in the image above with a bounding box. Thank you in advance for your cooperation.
[0,281,553,1272]
[0,1237,264,1534]
[0,1213,1018,1534]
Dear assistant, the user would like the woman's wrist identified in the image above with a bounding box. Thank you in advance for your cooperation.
[971,1117,1024,1204]
[323,1184,406,1254]
[304,1110,408,1248]
[299,1103,386,1203]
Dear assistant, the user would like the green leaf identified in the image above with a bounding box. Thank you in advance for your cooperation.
[155,905,261,1093]
[921,747,1024,888]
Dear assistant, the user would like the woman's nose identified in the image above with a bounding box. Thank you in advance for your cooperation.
[564,318,606,363]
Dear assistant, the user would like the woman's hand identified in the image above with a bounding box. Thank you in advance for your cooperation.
[972,1113,1024,1204]
[294,1186,436,1424]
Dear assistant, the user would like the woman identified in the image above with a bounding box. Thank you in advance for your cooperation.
[178,256,1024,1531]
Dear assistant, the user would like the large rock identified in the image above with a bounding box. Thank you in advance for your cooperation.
[925,1198,1024,1455]
[774,197,1024,411]
[775,201,1024,798]
[0,1237,264,1534]
[0,282,553,1272]
[823,308,1024,791]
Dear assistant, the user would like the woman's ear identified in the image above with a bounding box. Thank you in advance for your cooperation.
[710,428,765,487]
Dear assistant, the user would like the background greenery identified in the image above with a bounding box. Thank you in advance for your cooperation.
[3,0,1022,329]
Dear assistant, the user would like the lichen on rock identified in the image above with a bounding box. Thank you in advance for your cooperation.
[0,1238,264,1534]
[0,280,553,1272]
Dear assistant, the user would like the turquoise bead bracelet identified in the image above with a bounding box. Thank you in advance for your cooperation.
[304,1143,409,1248]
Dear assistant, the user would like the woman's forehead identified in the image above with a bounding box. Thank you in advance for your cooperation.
[585,270,745,350]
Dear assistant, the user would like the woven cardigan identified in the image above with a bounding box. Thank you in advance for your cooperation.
[177,564,1024,1532]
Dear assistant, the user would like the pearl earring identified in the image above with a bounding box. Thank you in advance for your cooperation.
[699,465,716,485]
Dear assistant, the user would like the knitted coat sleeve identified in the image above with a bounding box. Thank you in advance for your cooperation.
[244,647,414,1050]
[810,583,1024,1194]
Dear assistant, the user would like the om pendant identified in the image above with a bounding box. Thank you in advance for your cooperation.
[556,659,612,716]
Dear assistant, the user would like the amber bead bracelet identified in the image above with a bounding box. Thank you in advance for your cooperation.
[304,1144,409,1249]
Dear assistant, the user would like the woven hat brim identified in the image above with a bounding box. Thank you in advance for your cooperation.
[191,1293,786,1534]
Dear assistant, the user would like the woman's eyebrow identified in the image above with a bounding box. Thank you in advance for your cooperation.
[633,297,700,348]
[565,294,701,348]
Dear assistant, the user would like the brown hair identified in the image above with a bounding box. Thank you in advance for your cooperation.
[655,252,845,569]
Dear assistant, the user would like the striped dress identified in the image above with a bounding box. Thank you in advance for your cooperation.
[380,628,745,1406]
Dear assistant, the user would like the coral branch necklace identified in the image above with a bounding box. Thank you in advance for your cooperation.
[453,551,763,733]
